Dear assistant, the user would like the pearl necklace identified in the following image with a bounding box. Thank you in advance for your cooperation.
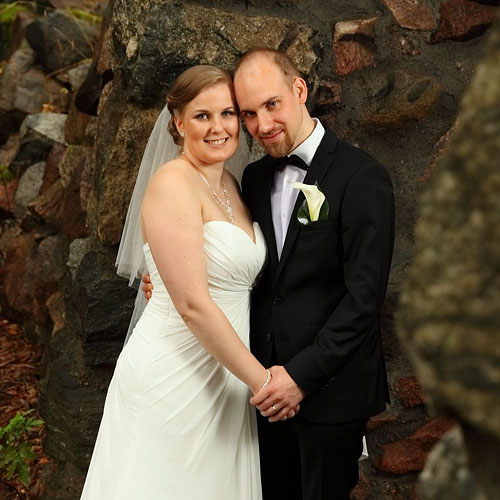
[192,165,234,224]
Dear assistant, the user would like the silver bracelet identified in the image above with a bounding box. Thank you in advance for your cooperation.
[260,369,271,390]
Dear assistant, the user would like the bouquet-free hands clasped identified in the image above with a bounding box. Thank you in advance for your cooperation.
[251,366,304,422]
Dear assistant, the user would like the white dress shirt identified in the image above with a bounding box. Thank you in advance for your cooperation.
[271,118,325,258]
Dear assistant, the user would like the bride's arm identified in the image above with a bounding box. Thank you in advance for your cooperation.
[141,163,268,395]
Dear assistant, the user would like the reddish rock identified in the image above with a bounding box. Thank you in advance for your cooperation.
[367,409,397,431]
[351,463,371,500]
[2,232,37,316]
[46,290,66,335]
[419,124,457,182]
[29,180,65,224]
[431,0,496,43]
[29,146,92,240]
[2,234,68,329]
[96,23,113,75]
[97,80,113,117]
[65,97,92,146]
[0,219,20,265]
[0,179,18,212]
[382,0,436,30]
[30,234,68,326]
[377,418,457,474]
[41,144,66,194]
[80,150,95,211]
[392,375,426,408]
[379,438,426,474]
[333,17,378,76]
[0,133,20,167]
[410,417,456,451]
[60,146,92,240]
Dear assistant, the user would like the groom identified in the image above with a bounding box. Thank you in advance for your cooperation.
[143,49,394,499]
[233,49,394,500]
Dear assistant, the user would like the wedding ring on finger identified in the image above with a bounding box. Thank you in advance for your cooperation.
[272,405,277,411]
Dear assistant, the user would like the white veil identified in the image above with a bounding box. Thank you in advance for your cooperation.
[115,105,250,343]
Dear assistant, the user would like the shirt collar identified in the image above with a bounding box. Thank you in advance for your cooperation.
[286,118,325,167]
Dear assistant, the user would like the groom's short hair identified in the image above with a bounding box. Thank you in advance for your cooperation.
[234,48,301,89]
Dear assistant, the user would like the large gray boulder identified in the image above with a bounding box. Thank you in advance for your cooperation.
[111,0,319,106]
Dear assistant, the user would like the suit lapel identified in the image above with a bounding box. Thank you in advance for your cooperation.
[274,129,337,285]
[256,162,279,275]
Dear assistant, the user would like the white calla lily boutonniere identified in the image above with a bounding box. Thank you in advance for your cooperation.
[291,181,329,225]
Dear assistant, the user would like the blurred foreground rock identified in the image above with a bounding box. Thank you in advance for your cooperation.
[398,13,500,500]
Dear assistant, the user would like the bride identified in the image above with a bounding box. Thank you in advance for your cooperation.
[80,66,293,499]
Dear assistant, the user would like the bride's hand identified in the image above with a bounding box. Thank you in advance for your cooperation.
[283,404,300,421]
[142,273,153,301]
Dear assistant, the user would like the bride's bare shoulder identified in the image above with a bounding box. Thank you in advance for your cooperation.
[150,157,194,186]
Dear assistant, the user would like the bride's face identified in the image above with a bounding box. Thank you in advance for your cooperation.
[175,82,240,166]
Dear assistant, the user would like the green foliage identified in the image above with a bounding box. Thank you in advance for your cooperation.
[0,163,14,183]
[0,2,36,60]
[0,3,32,24]
[0,410,43,487]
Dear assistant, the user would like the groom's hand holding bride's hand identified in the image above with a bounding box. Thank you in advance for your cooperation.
[250,366,304,423]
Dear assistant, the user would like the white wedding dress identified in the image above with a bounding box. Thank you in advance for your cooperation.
[81,221,266,500]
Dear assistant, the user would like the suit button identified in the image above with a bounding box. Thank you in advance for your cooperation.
[272,297,283,305]
[265,332,272,341]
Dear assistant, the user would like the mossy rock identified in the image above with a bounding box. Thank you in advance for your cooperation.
[0,163,14,183]
[0,2,36,59]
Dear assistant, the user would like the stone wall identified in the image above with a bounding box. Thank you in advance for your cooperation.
[0,0,498,498]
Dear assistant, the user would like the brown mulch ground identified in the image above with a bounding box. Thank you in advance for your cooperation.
[0,317,53,500]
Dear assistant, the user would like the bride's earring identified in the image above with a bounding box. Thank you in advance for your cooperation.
[180,131,184,138]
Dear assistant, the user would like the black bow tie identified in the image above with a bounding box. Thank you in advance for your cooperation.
[273,154,308,171]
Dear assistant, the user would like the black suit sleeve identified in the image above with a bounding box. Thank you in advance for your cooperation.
[285,162,395,395]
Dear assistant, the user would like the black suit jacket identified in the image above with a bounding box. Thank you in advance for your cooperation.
[241,128,394,424]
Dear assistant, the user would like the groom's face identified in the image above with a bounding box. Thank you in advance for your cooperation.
[234,56,306,158]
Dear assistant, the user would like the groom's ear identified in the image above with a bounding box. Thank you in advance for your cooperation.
[293,77,308,104]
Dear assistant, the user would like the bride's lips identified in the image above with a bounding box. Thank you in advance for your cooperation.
[259,130,283,143]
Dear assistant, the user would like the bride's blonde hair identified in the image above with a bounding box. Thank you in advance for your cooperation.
[167,65,234,146]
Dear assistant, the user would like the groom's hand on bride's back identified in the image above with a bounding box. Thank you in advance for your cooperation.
[142,273,153,300]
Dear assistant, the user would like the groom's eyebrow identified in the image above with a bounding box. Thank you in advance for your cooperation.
[240,96,280,113]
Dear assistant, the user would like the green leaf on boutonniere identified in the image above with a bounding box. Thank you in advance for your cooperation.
[297,201,311,225]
